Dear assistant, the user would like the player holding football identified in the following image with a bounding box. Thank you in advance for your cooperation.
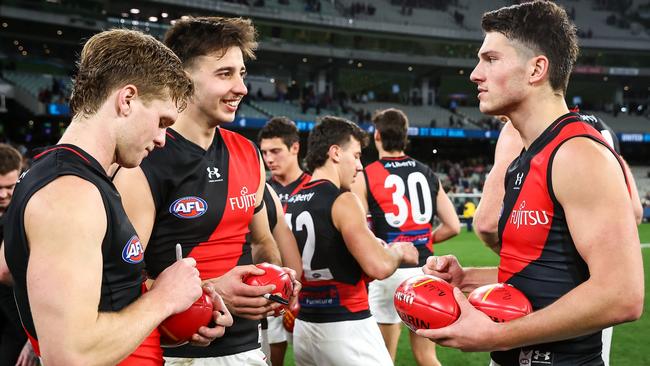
[351,108,460,366]
[419,2,643,365]
[114,17,300,365]
[285,116,419,366]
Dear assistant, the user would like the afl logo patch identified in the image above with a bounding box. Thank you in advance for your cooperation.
[122,235,144,264]
[170,196,208,219]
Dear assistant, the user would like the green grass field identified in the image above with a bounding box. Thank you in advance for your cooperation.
[284,223,650,365]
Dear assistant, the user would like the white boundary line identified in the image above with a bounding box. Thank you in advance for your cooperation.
[641,243,650,249]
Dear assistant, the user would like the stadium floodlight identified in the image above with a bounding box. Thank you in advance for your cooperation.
[149,16,158,22]
[130,8,140,14]
[161,13,169,18]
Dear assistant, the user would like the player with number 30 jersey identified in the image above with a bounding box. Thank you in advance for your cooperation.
[352,108,460,366]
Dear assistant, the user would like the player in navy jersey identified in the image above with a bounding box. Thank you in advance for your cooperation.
[113,17,300,366]
[259,117,311,205]
[419,2,643,366]
[257,117,306,365]
[285,116,419,366]
[2,29,210,366]
[351,108,460,366]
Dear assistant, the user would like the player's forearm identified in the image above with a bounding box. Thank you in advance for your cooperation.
[474,229,501,254]
[492,278,643,351]
[40,290,171,366]
[252,237,282,265]
[371,247,402,280]
[432,222,460,244]
[459,267,498,293]
[275,233,303,278]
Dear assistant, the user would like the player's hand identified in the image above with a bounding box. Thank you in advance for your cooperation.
[282,266,302,310]
[151,257,203,315]
[15,341,38,366]
[416,287,502,352]
[423,255,465,288]
[391,241,419,266]
[189,287,234,346]
[205,265,276,320]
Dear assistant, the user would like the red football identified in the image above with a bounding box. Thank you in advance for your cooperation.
[243,263,293,304]
[282,302,300,333]
[468,283,532,323]
[394,275,460,331]
[159,290,214,347]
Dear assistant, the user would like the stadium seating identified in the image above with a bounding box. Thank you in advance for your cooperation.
[237,102,270,119]
[348,101,459,127]
[582,110,650,133]
[2,70,71,101]
[249,99,352,122]
[631,165,650,198]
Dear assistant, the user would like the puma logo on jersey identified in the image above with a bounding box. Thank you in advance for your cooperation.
[170,196,208,219]
[122,235,144,264]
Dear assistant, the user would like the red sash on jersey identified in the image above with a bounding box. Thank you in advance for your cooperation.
[499,117,630,283]
[188,128,261,279]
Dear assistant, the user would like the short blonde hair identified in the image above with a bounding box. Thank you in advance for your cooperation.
[70,29,194,117]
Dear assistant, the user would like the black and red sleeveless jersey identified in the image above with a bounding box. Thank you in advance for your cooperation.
[364,156,440,267]
[268,172,311,205]
[263,184,278,230]
[139,127,261,358]
[4,144,161,365]
[493,113,628,365]
[579,114,620,154]
[285,179,371,323]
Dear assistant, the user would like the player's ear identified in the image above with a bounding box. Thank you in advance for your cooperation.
[290,142,300,155]
[329,144,341,163]
[374,130,381,142]
[528,55,549,86]
[116,84,138,117]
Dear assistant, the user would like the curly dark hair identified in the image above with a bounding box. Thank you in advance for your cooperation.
[257,116,299,148]
[482,0,578,94]
[372,108,409,152]
[305,116,368,172]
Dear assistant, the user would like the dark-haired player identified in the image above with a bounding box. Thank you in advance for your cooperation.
[114,17,299,365]
[473,114,643,366]
[420,2,643,365]
[352,108,460,366]
[286,116,419,366]
[259,116,311,204]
